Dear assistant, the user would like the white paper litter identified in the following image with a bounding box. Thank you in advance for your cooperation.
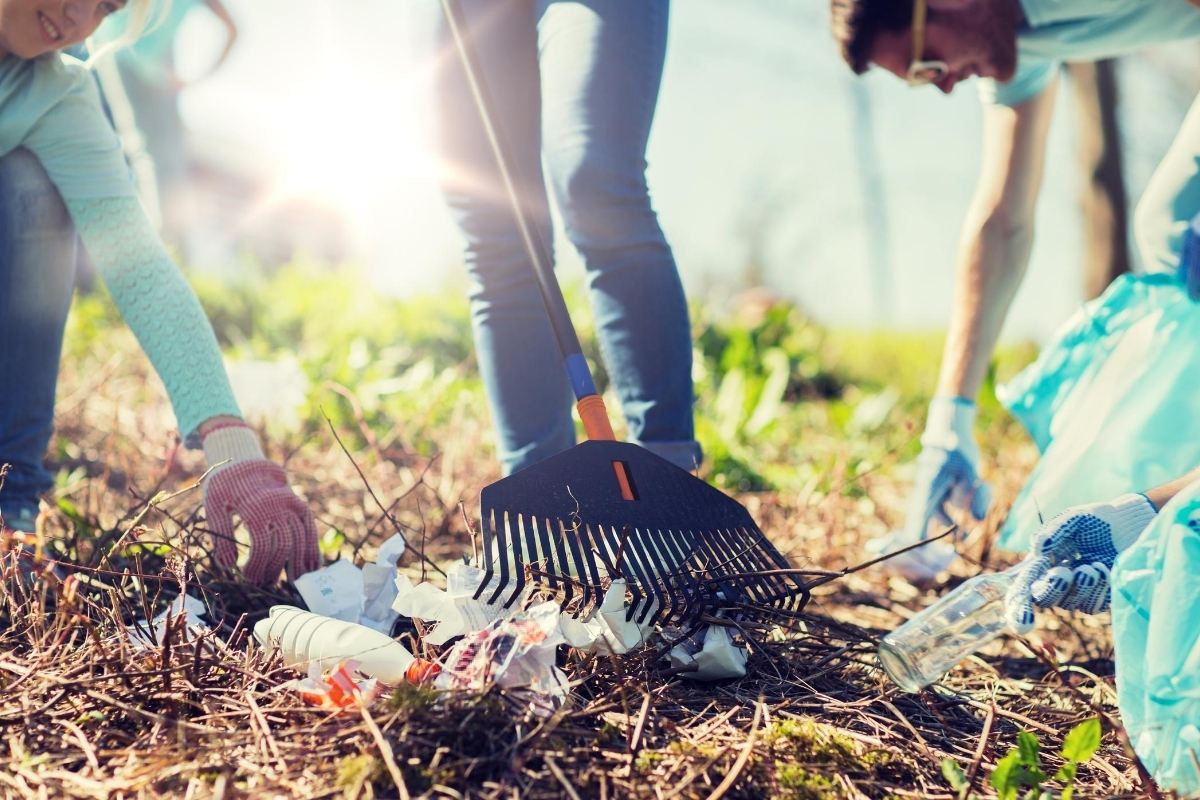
[392,561,505,646]
[126,594,209,650]
[294,533,407,631]
[668,624,748,681]
[359,534,407,632]
[254,605,416,685]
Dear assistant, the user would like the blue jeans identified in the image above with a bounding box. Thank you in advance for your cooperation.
[434,0,700,475]
[0,149,78,532]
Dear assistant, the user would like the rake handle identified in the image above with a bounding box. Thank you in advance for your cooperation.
[440,0,615,443]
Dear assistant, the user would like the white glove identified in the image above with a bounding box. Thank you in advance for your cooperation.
[1004,493,1157,632]
[869,397,992,581]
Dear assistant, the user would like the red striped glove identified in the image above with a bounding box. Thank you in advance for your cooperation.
[201,422,320,584]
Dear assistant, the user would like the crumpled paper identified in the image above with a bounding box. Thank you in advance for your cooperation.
[393,564,649,654]
[291,659,379,711]
[668,624,748,681]
[293,533,406,632]
[392,562,506,646]
[126,594,209,650]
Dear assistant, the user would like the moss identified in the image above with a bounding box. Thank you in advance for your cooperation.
[385,682,440,715]
[777,765,845,799]
[766,718,859,762]
[336,754,381,797]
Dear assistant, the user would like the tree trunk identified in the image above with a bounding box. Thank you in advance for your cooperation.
[1067,60,1130,299]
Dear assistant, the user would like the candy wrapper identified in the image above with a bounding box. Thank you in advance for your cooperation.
[435,601,569,704]
[291,659,379,711]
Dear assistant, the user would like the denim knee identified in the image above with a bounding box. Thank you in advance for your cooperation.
[549,147,668,258]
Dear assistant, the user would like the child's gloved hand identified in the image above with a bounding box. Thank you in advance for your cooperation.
[201,421,320,585]
[867,397,990,582]
[1004,493,1157,632]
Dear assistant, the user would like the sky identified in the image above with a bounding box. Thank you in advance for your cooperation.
[171,0,1200,342]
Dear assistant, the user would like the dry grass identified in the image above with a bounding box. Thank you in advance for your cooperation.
[0,348,1159,799]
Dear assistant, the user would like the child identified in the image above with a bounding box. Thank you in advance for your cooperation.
[0,0,318,584]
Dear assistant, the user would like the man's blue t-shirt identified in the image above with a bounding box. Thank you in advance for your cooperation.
[981,0,1200,106]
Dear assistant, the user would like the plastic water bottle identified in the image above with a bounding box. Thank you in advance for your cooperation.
[877,566,1019,692]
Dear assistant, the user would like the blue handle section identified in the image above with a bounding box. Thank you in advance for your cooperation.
[564,353,598,399]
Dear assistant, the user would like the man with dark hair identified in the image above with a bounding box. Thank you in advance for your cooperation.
[829,0,1200,581]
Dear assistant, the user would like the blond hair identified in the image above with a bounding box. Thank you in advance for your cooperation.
[86,0,170,65]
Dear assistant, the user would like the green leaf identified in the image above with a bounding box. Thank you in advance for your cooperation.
[1017,731,1041,766]
[1061,784,1074,800]
[1054,762,1077,783]
[991,751,1022,800]
[942,758,969,791]
[1060,718,1101,763]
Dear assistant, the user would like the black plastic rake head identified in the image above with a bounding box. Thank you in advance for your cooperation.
[475,440,809,627]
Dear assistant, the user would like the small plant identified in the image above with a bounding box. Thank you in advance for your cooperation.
[940,717,1102,800]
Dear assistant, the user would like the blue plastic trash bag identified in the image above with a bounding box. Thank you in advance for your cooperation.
[996,274,1200,550]
[1111,479,1200,798]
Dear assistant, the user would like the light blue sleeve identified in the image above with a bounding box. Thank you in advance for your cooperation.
[64,195,242,441]
[20,56,134,200]
[978,57,1058,107]
[1133,93,1200,273]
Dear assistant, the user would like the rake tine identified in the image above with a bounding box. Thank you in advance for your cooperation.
[478,508,508,605]
[702,526,767,607]
[534,515,561,596]
[501,514,529,608]
[724,526,783,606]
[544,515,577,610]
[654,528,703,623]
[623,528,666,625]
[638,528,682,625]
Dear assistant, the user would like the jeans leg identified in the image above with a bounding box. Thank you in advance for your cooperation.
[0,149,78,527]
[1134,92,1200,274]
[433,0,575,476]
[537,0,700,470]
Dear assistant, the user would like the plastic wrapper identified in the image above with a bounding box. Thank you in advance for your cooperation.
[435,600,568,703]
[997,274,1200,550]
[254,605,420,685]
[291,659,379,711]
[1111,478,1200,797]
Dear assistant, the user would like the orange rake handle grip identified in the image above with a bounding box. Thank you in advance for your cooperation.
[576,395,616,441]
[577,395,636,501]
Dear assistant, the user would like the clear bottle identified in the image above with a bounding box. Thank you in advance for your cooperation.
[877,566,1019,692]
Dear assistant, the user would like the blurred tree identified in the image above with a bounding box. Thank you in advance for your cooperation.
[1067,59,1130,299]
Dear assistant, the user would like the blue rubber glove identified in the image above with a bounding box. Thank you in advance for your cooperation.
[869,397,991,581]
[1180,211,1200,302]
[1005,493,1157,632]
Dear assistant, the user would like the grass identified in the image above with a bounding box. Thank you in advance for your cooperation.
[0,267,1155,798]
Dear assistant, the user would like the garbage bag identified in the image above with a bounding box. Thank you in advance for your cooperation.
[1111,479,1200,798]
[996,274,1200,550]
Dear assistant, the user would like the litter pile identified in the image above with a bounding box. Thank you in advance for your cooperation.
[242,530,754,714]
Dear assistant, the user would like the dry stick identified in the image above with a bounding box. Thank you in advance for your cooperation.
[320,408,445,578]
[359,702,411,800]
[545,756,583,800]
[704,700,763,800]
[964,701,996,796]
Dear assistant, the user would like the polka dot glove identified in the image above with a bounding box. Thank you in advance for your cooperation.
[201,424,320,584]
[1005,493,1157,632]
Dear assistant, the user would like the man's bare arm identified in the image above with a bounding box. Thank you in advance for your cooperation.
[936,80,1059,399]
